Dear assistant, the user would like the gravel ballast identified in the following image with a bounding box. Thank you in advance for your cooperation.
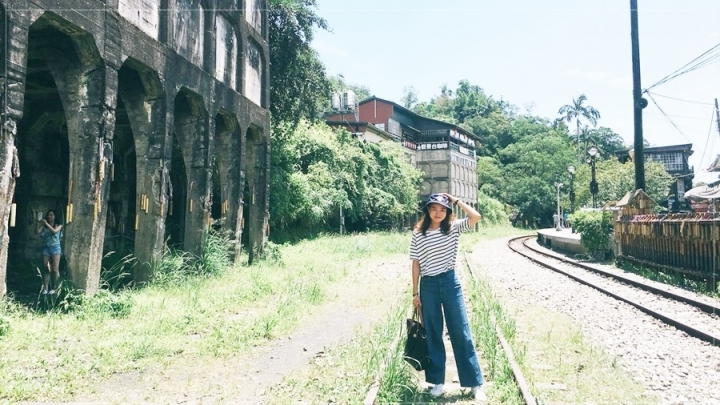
[470,237,720,405]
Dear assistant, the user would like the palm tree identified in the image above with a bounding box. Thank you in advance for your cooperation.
[558,94,601,162]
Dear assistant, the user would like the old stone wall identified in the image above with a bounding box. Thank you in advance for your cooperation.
[0,0,271,296]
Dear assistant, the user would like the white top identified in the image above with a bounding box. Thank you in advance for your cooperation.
[409,218,471,277]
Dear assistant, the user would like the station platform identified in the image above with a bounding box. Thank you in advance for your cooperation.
[536,227,587,255]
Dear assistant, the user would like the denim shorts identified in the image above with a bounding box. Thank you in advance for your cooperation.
[41,244,61,257]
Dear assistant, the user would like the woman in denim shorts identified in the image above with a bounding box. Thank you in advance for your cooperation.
[36,210,63,294]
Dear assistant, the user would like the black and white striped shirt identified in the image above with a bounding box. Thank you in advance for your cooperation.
[409,218,471,277]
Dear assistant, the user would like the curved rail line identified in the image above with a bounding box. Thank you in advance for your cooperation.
[508,236,720,348]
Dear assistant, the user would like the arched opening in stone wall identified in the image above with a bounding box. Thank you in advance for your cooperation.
[6,22,81,297]
[166,134,187,248]
[210,161,221,226]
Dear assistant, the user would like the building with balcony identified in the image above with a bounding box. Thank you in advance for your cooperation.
[326,97,481,208]
[615,143,694,210]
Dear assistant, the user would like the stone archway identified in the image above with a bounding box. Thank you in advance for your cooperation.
[7,14,106,295]
[106,60,165,283]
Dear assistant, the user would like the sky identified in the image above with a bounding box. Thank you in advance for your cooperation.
[312,0,720,184]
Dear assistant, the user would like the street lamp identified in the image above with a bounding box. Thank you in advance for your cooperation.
[586,145,599,209]
[554,182,563,231]
[567,164,576,213]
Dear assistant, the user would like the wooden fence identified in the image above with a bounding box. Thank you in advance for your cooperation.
[615,213,720,287]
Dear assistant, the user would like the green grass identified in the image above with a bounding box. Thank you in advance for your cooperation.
[505,304,656,404]
[615,257,720,299]
[0,231,411,402]
[267,301,417,405]
[465,267,525,404]
[0,225,530,402]
[462,240,656,404]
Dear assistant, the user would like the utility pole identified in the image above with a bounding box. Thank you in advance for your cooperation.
[715,99,720,136]
[631,0,646,190]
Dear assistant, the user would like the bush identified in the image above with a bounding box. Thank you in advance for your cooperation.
[570,210,614,254]
[477,191,510,226]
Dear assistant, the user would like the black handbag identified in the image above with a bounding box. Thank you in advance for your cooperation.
[403,308,431,371]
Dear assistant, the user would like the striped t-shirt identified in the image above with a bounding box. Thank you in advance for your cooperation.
[409,218,471,277]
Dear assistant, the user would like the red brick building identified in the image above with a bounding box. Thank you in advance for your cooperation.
[327,96,480,207]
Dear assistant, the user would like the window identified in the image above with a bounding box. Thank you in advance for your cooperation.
[215,15,238,89]
[646,152,684,172]
[245,42,263,106]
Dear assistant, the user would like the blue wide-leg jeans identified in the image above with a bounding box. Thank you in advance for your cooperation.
[420,270,484,387]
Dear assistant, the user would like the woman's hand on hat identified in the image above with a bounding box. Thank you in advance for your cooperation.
[441,193,457,204]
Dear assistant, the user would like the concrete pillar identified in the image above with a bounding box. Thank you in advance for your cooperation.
[172,92,210,256]
[43,46,110,294]
[213,114,243,262]
[119,81,167,282]
[245,126,269,263]
[0,5,23,297]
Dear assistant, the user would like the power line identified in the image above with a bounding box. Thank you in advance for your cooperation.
[645,92,693,143]
[645,42,720,91]
[646,92,714,106]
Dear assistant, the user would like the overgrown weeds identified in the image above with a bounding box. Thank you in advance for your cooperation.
[466,274,525,404]
[0,231,410,402]
[268,301,419,404]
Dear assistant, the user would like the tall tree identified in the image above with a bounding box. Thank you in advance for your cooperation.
[269,0,332,126]
[400,86,419,109]
[557,94,601,162]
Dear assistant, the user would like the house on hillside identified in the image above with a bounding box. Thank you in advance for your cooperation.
[615,143,694,211]
[326,96,481,210]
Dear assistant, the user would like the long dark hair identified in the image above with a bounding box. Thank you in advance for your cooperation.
[45,209,62,225]
[414,205,455,236]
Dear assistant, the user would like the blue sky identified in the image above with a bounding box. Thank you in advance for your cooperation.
[312,0,720,183]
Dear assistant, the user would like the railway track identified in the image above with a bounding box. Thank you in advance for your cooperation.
[508,235,720,347]
[363,251,538,405]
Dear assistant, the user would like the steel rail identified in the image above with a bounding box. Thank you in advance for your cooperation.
[463,252,537,405]
[524,237,720,316]
[508,236,720,348]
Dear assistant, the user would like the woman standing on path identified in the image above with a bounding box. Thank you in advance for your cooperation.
[36,210,63,295]
[410,193,486,401]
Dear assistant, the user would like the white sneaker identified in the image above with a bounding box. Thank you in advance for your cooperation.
[48,289,55,295]
[429,383,445,398]
[472,385,487,401]
[40,289,48,295]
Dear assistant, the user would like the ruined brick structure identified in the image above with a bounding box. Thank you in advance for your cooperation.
[0,0,271,296]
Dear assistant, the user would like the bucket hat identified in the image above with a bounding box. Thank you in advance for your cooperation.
[424,194,452,212]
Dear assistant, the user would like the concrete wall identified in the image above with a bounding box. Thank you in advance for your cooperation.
[0,0,271,296]
[118,0,159,38]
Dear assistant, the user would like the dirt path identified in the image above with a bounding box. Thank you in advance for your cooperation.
[69,257,409,405]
